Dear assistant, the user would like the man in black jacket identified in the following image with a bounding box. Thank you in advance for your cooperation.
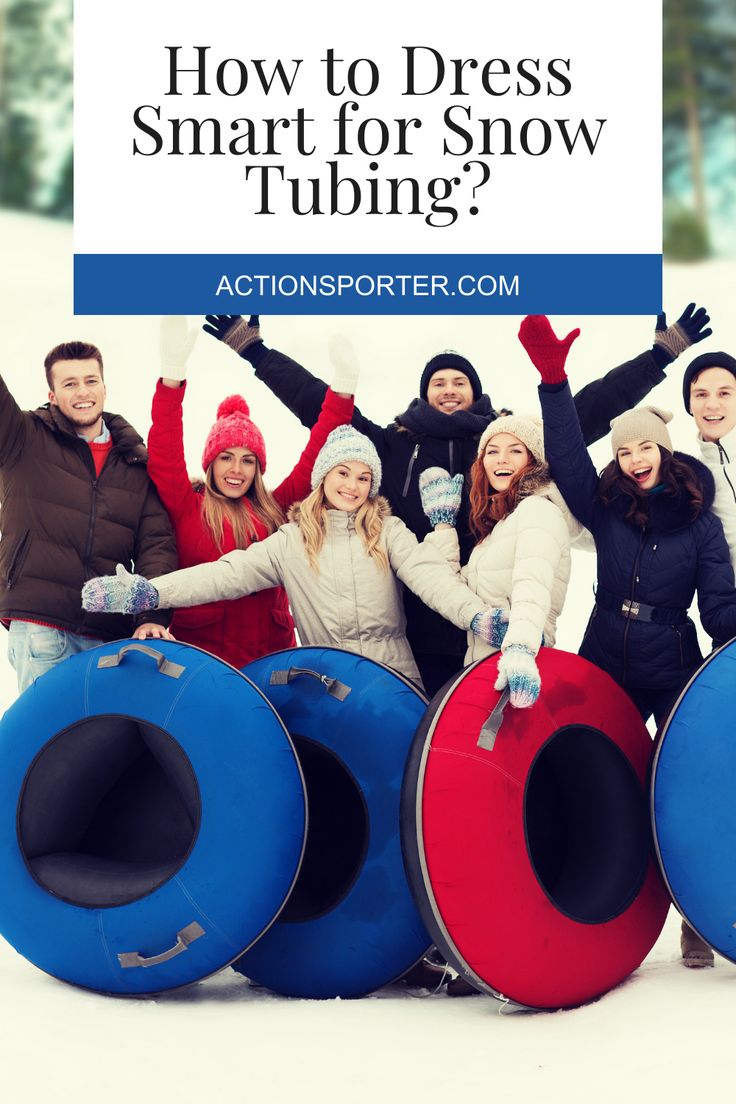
[204,309,711,696]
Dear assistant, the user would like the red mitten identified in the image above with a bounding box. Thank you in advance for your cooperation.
[518,315,581,383]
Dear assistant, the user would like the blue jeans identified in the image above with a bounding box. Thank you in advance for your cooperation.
[7,621,101,694]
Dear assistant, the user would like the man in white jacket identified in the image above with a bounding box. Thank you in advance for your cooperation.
[683,351,736,572]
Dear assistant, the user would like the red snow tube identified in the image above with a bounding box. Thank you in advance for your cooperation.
[401,649,670,1011]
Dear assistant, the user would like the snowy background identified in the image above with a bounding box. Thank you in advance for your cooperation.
[2,211,736,1101]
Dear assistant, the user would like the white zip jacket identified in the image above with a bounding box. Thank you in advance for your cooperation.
[152,498,487,686]
[698,424,736,572]
[421,476,582,664]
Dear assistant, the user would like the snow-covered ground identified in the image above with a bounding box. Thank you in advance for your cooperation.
[1,211,735,1102]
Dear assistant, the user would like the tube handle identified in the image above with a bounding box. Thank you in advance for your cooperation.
[97,642,185,679]
[117,921,205,969]
[477,687,511,750]
[269,666,351,701]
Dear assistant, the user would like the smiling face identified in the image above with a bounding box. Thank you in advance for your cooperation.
[482,432,532,492]
[690,368,736,442]
[48,358,106,439]
[426,370,474,415]
[211,447,257,498]
[616,439,662,490]
[323,461,372,512]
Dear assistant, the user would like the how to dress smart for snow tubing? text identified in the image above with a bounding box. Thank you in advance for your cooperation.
[652,639,736,963]
[236,646,432,999]
[402,648,671,1011]
[0,640,307,995]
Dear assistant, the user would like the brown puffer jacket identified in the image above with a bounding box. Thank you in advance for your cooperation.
[0,375,177,640]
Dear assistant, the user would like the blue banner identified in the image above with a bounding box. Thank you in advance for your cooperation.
[73,253,662,315]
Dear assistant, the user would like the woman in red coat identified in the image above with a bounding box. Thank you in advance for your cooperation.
[147,318,355,668]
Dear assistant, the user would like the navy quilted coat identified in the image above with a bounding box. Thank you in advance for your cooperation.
[540,381,736,690]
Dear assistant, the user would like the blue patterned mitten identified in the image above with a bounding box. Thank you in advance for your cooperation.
[494,644,541,708]
[82,564,160,614]
[418,467,464,528]
[470,607,510,649]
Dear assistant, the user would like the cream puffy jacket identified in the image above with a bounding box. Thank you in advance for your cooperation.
[698,424,736,572]
[424,469,584,664]
[152,498,486,686]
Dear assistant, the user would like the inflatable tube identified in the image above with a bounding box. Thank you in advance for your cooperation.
[237,647,431,999]
[402,648,670,1011]
[652,640,736,962]
[0,640,306,995]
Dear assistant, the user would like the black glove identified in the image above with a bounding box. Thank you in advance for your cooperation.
[653,303,712,364]
[202,315,262,354]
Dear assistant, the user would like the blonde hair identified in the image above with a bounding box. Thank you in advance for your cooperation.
[199,462,285,551]
[297,484,389,573]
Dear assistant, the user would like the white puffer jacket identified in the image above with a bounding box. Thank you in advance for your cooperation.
[152,497,486,686]
[698,424,736,572]
[423,468,585,664]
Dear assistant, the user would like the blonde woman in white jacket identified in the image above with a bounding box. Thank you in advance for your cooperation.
[82,424,501,692]
[419,414,585,709]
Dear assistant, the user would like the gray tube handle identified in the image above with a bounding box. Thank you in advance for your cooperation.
[269,666,351,701]
[477,687,511,750]
[97,642,185,679]
[117,921,205,969]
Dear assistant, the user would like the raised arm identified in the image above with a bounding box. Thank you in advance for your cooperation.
[0,375,29,468]
[271,336,357,508]
[147,317,200,520]
[569,304,712,445]
[519,316,602,532]
[202,315,386,447]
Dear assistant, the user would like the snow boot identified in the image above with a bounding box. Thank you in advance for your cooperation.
[680,920,714,968]
[446,975,480,997]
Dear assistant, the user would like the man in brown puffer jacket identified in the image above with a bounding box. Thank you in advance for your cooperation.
[0,339,177,693]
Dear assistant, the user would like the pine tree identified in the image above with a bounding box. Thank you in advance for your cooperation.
[663,0,736,252]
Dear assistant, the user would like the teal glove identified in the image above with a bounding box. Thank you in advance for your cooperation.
[419,467,464,528]
[82,564,160,615]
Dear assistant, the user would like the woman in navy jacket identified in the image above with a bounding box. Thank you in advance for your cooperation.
[520,315,736,728]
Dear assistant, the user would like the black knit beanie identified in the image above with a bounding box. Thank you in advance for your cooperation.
[420,352,483,402]
[682,351,736,414]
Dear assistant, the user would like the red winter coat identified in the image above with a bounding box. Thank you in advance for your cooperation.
[147,380,354,667]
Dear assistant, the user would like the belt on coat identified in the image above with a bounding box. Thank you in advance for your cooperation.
[594,587,689,625]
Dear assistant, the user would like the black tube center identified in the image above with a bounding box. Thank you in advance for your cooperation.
[524,725,649,924]
[279,735,369,924]
[18,715,200,909]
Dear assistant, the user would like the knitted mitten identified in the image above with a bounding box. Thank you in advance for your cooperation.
[494,644,541,708]
[419,467,464,527]
[471,607,509,649]
[328,334,360,396]
[82,564,160,615]
[160,316,198,381]
[518,315,580,384]
[653,302,712,363]
[202,314,262,355]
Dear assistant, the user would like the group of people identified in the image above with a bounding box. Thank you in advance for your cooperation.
[3,303,736,987]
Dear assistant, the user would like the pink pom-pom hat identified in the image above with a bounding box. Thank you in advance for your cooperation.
[201,395,267,473]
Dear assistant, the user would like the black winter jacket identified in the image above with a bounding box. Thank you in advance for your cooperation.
[0,375,177,639]
[246,342,669,656]
[540,381,736,690]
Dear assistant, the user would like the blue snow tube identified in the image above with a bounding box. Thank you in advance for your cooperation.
[652,640,736,961]
[0,640,306,995]
[237,647,431,998]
